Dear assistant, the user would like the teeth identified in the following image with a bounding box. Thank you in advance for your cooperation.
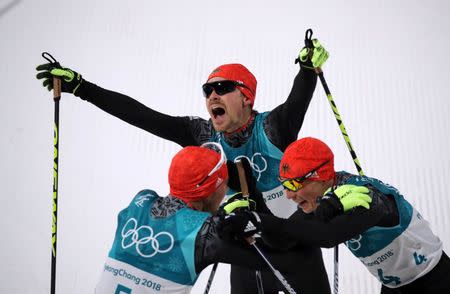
[211,106,225,118]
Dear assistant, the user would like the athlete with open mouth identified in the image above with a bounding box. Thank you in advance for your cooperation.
[36,38,331,294]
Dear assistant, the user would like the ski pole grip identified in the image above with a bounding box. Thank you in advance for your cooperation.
[53,77,61,101]
[41,52,62,101]
[236,160,256,245]
[236,160,249,198]
[305,28,323,72]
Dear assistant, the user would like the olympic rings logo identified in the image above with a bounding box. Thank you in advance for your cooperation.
[121,218,174,258]
[235,153,267,181]
[346,234,362,251]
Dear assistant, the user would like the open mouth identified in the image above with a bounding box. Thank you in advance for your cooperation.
[211,106,225,118]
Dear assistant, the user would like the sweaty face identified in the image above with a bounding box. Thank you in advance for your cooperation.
[285,180,326,213]
[205,77,252,133]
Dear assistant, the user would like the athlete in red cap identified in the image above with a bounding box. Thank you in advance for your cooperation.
[36,39,331,293]
[221,137,450,294]
[96,143,301,293]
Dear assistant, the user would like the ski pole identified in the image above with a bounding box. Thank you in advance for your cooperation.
[304,29,364,177]
[256,270,264,294]
[249,241,297,294]
[333,246,339,294]
[236,161,297,294]
[236,159,264,294]
[204,159,253,294]
[303,29,366,294]
[203,263,218,294]
[42,52,61,294]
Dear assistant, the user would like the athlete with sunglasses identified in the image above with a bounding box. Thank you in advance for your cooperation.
[36,39,330,293]
[96,143,304,293]
[221,137,450,294]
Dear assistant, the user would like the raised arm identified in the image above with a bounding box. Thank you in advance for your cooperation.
[36,61,210,147]
[264,39,329,151]
[76,81,209,146]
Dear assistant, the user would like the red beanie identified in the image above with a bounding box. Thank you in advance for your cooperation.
[279,137,335,182]
[169,146,228,204]
[207,63,257,106]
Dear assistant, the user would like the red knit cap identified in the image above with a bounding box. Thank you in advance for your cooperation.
[279,137,335,181]
[169,146,228,204]
[207,63,257,106]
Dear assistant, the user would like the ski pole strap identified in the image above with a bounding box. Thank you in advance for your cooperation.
[42,51,58,64]
[304,28,313,48]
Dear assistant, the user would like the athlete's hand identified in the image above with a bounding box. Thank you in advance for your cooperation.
[218,210,262,241]
[296,38,329,70]
[36,62,83,95]
[332,185,371,211]
[219,192,256,215]
[315,185,372,221]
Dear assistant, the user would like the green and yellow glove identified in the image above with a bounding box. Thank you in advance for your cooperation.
[315,184,372,221]
[297,39,329,70]
[36,63,83,95]
[220,192,256,215]
[216,192,261,241]
[328,184,372,211]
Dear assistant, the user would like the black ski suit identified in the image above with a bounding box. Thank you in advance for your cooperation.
[74,68,331,294]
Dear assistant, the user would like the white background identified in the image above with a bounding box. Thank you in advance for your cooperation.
[1,0,449,293]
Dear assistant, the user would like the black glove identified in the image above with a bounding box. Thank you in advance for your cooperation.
[218,210,262,241]
[315,185,371,221]
[36,62,83,95]
[315,193,343,222]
